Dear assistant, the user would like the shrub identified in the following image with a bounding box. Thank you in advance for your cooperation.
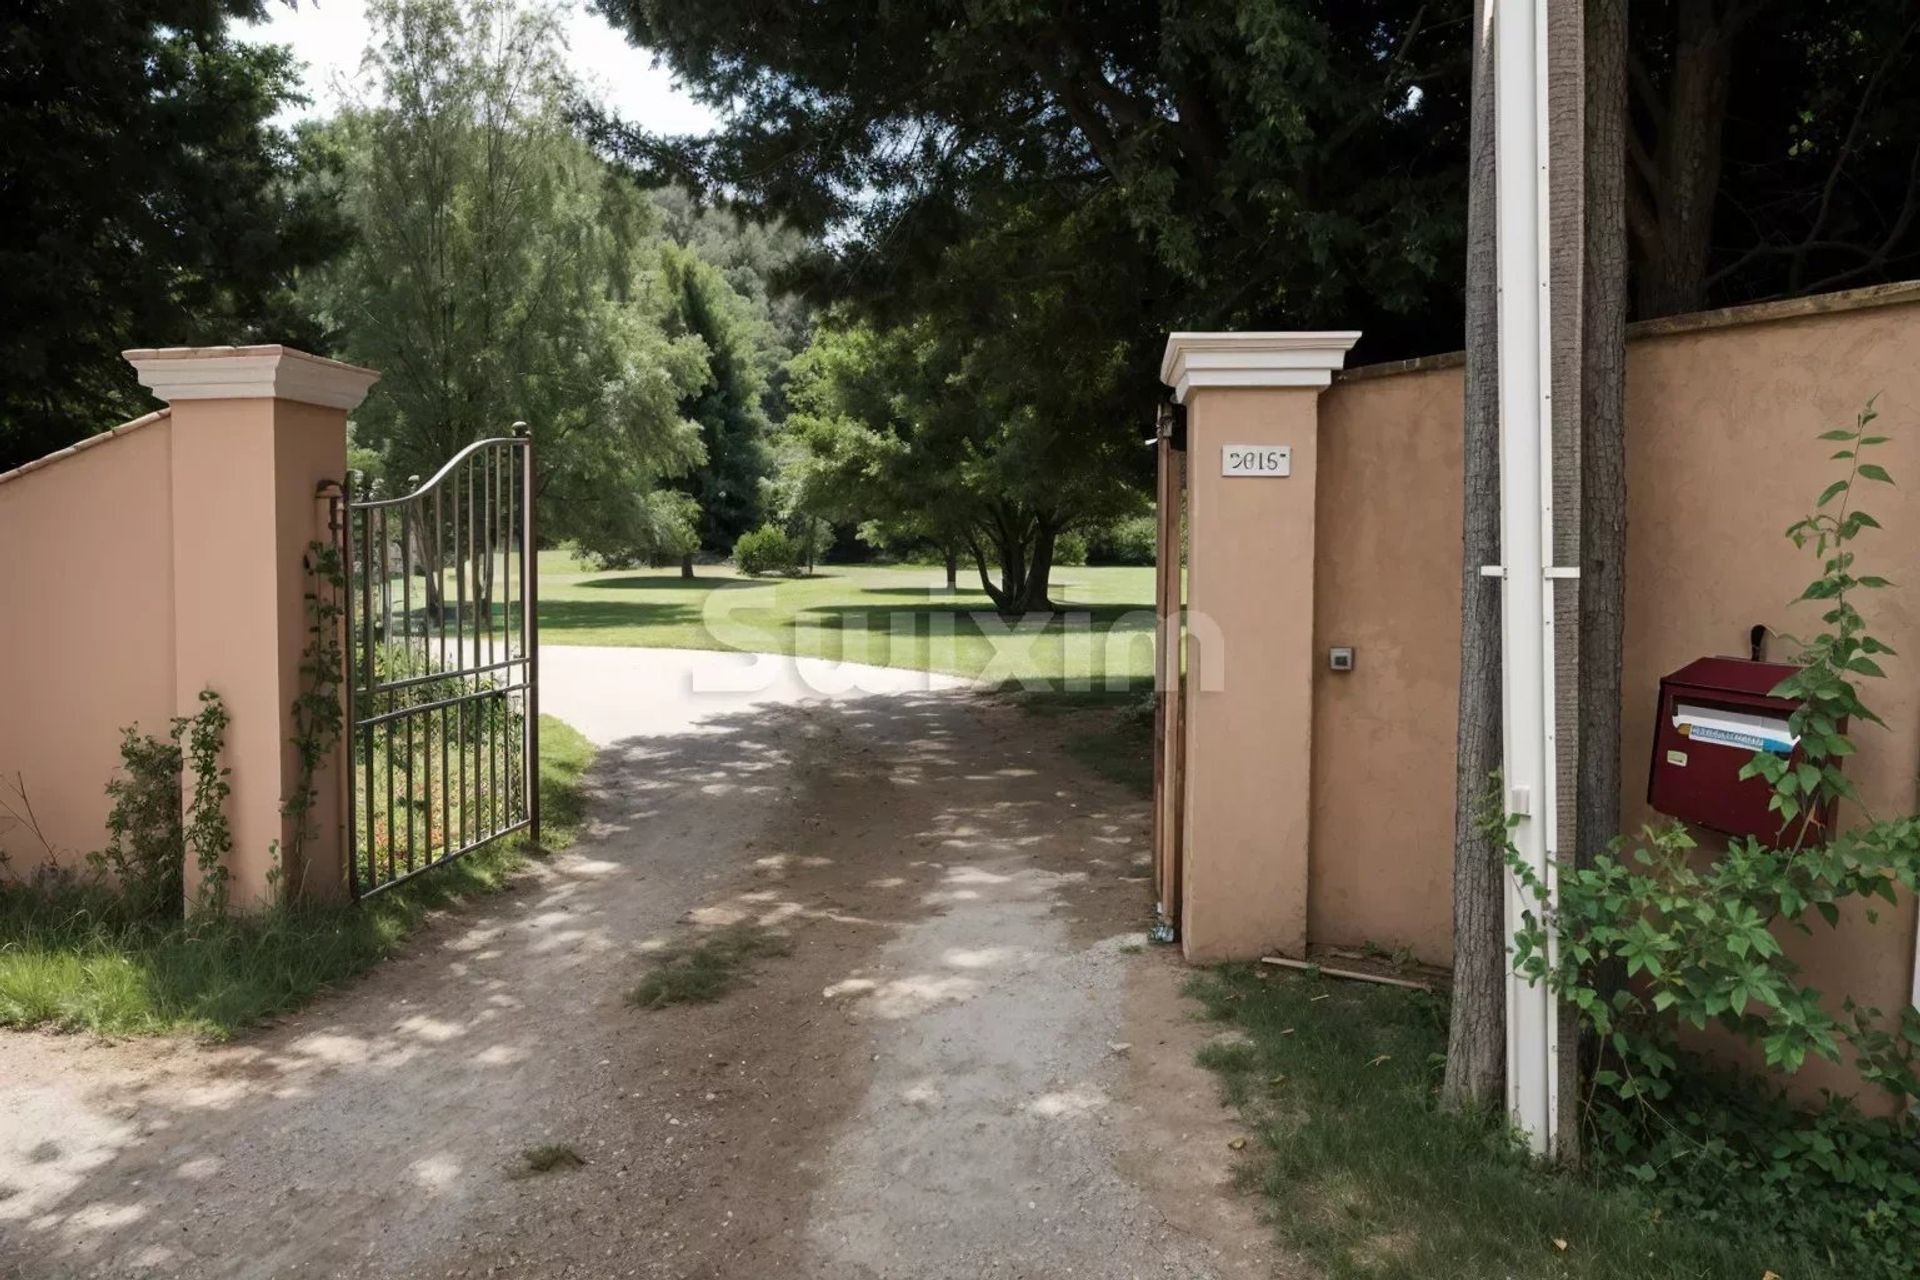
[1509,403,1920,1277]
[87,690,232,921]
[92,727,184,920]
[733,522,803,576]
[1086,514,1158,565]
[1052,529,1089,566]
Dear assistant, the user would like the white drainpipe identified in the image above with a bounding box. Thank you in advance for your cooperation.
[1492,0,1561,1158]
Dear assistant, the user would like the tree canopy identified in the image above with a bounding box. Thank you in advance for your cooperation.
[305,0,713,565]
[0,0,347,470]
[592,0,1474,359]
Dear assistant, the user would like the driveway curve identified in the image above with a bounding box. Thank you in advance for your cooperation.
[1,646,1276,1280]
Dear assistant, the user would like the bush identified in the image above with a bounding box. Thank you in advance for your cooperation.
[732,522,803,576]
[1052,529,1089,566]
[85,691,231,921]
[1086,514,1157,565]
[92,727,184,920]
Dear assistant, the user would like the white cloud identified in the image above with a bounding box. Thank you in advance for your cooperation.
[238,0,720,136]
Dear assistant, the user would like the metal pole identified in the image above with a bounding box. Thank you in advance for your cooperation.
[517,422,540,848]
[1493,0,1560,1157]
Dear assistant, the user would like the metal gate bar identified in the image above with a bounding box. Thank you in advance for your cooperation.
[335,428,539,899]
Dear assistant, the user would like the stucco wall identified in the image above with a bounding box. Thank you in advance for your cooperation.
[1307,290,1920,1096]
[1181,386,1324,962]
[0,414,178,875]
[1311,366,1466,964]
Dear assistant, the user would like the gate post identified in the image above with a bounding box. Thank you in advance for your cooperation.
[125,346,379,909]
[1159,332,1359,962]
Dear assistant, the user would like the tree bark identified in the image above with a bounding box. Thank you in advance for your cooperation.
[1442,0,1507,1116]
[1548,0,1587,1164]
[1580,0,1630,906]
[680,552,695,580]
[1630,0,1739,317]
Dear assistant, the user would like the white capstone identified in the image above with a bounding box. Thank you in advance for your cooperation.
[1159,332,1362,403]
[124,345,379,411]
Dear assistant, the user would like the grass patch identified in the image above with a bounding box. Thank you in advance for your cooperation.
[518,1143,585,1175]
[629,923,792,1009]
[530,560,1159,684]
[0,714,595,1039]
[1187,965,1843,1280]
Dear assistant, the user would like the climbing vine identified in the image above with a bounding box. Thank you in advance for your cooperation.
[281,536,348,896]
[184,689,232,917]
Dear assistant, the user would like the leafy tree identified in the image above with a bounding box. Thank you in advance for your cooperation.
[590,0,1472,610]
[0,0,348,470]
[760,433,836,574]
[652,187,815,364]
[307,0,707,584]
[787,305,1143,615]
[592,0,1474,356]
[659,241,775,560]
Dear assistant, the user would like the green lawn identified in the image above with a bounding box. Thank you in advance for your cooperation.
[535,553,1158,686]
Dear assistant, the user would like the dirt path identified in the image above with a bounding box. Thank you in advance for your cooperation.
[1,650,1277,1279]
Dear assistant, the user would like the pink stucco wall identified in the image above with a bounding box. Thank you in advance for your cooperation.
[1311,365,1466,964]
[1181,386,1325,961]
[1304,286,1920,1101]
[0,346,370,904]
[0,413,180,876]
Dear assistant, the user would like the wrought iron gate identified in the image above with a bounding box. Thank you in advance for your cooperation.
[334,428,539,899]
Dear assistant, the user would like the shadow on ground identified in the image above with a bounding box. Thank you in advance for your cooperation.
[0,686,1160,1280]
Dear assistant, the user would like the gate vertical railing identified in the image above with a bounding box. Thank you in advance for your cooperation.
[334,426,539,899]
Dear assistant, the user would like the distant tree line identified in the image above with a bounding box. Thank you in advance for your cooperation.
[6,0,1920,602]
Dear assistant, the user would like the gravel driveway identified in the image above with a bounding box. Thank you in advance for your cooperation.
[0,646,1278,1279]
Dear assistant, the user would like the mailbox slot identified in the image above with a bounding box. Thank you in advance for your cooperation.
[1646,656,1835,842]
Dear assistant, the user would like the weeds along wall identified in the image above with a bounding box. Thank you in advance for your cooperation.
[1309,283,1920,1103]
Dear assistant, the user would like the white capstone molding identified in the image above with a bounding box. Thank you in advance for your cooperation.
[1159,331,1363,403]
[124,345,380,411]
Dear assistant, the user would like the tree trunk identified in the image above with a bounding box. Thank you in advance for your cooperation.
[681,552,695,580]
[1630,0,1737,317]
[1581,0,1630,919]
[411,510,445,626]
[944,546,959,591]
[967,517,1060,616]
[1442,0,1507,1115]
[1548,0,1587,1163]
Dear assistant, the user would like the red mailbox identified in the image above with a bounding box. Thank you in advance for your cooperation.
[1646,657,1834,842]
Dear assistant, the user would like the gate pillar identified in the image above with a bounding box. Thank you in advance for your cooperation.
[1159,332,1358,963]
[126,346,379,909]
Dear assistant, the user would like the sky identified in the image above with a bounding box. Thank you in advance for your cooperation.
[236,0,721,135]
